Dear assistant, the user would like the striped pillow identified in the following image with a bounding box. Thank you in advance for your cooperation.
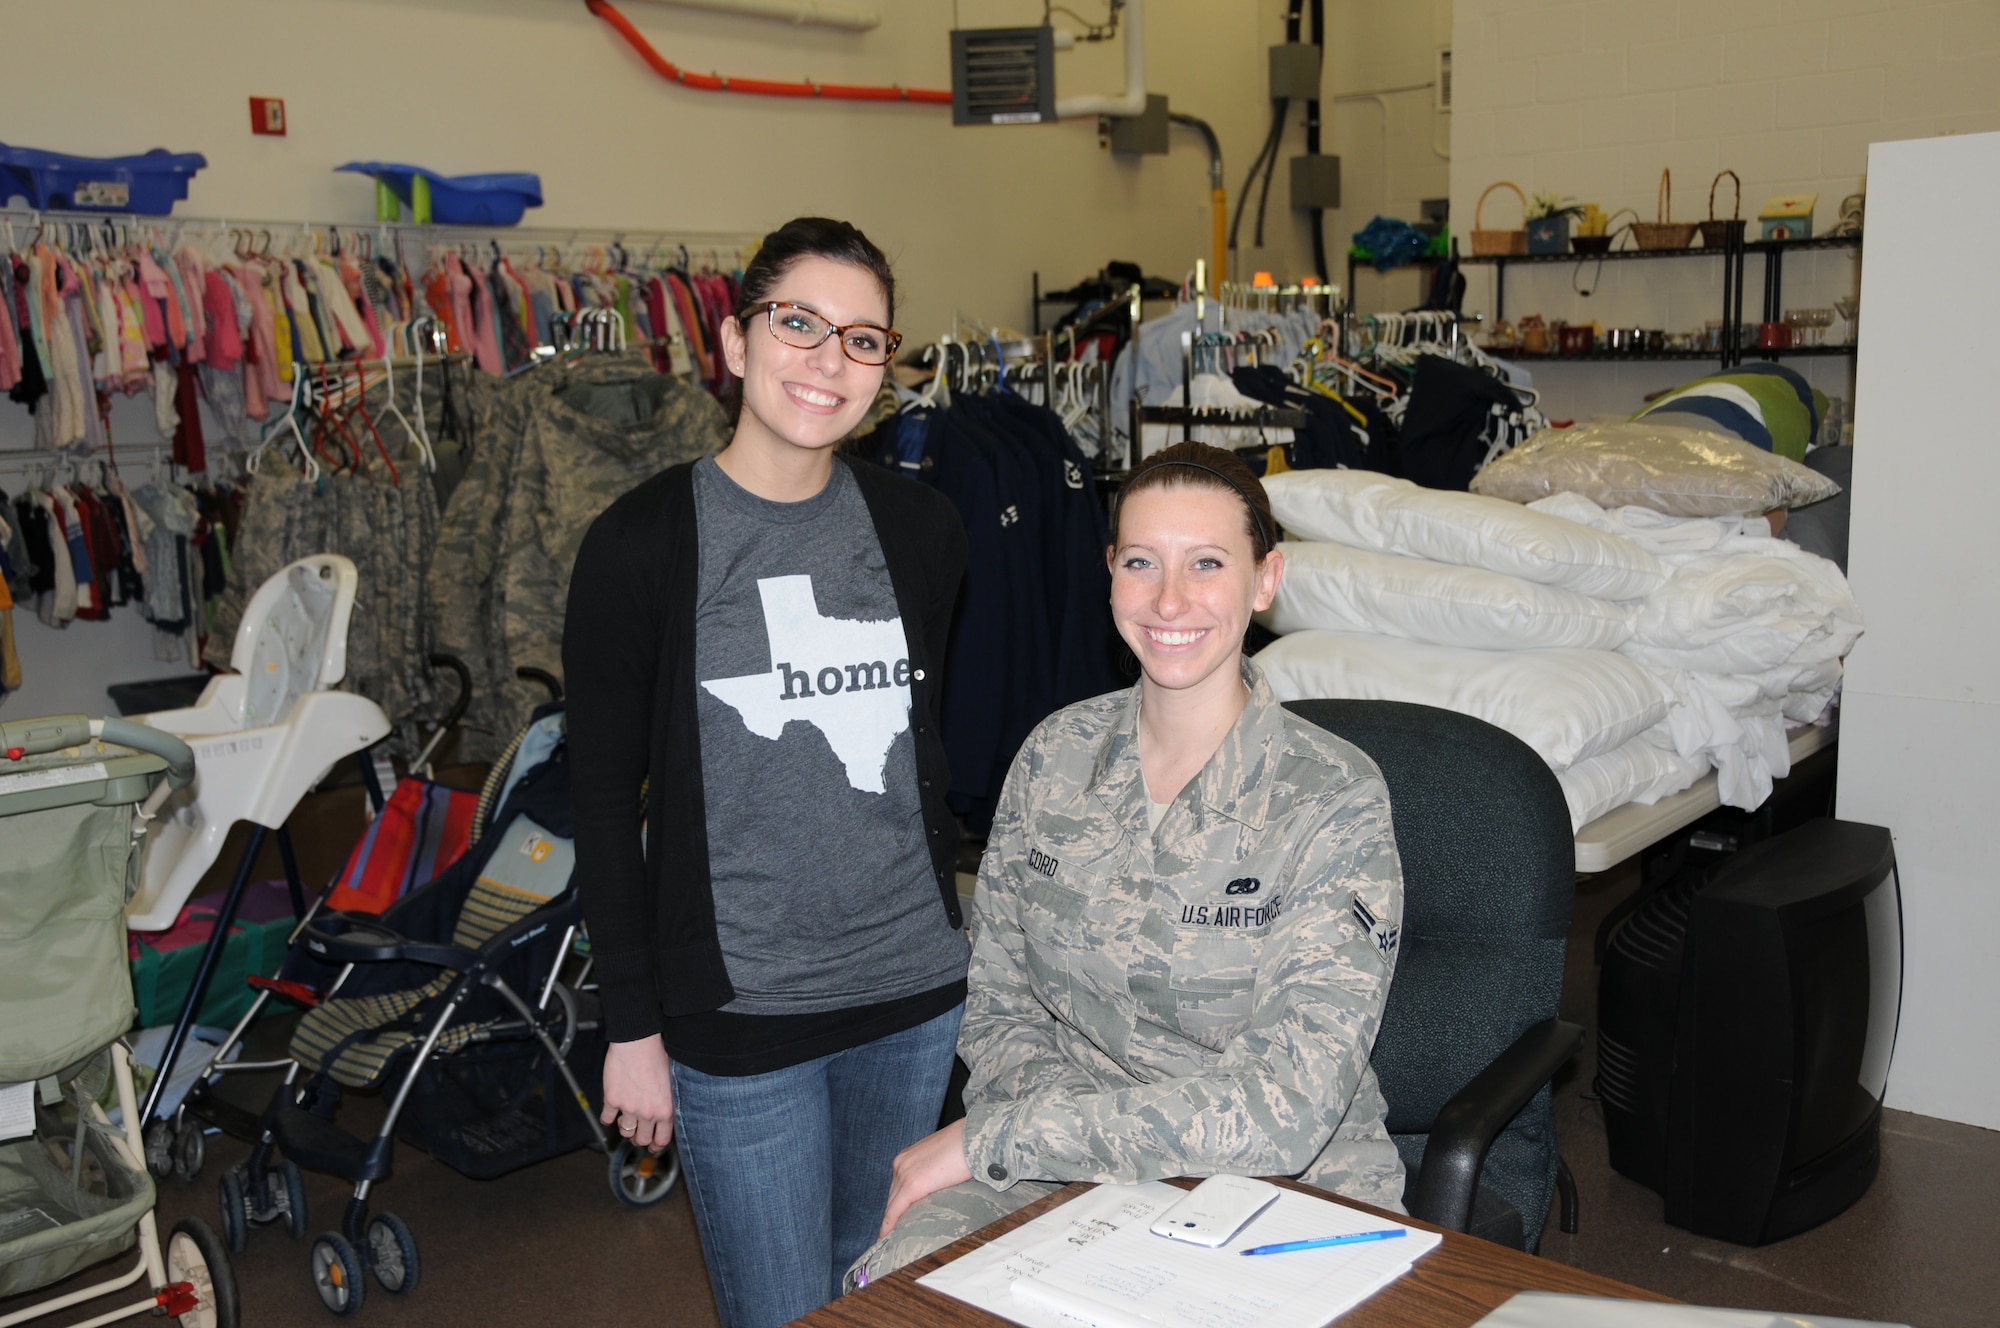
[1634,364,1826,461]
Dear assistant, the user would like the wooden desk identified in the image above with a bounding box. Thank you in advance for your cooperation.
[797,1180,1673,1328]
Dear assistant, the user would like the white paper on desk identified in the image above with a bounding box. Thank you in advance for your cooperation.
[1474,1291,1912,1328]
[921,1182,1439,1328]
[919,1182,1189,1328]
[1015,1185,1438,1328]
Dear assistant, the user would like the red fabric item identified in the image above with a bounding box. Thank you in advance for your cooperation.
[202,270,243,370]
[173,362,206,472]
[324,776,479,916]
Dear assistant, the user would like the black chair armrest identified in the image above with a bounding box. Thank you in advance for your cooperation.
[1403,1018,1585,1233]
[301,913,481,971]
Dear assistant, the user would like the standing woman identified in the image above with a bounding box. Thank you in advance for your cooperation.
[565,218,970,1328]
[849,440,1405,1285]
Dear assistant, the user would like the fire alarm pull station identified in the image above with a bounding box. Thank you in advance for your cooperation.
[250,98,287,136]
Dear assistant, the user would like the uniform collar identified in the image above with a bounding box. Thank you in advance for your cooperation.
[1089,658,1285,834]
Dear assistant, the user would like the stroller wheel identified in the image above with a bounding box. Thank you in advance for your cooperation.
[145,1119,176,1178]
[311,1233,366,1316]
[167,1216,241,1328]
[217,1171,250,1254]
[174,1121,207,1181]
[270,1159,311,1240]
[609,1140,681,1207]
[365,1212,422,1295]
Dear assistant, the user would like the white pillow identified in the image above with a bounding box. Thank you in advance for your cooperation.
[1556,739,1711,831]
[1264,469,1664,601]
[1260,541,1634,652]
[1254,630,1672,771]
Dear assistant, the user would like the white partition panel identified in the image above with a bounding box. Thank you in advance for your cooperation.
[1838,131,2000,1130]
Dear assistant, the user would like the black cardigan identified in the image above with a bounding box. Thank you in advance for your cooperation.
[564,456,968,1044]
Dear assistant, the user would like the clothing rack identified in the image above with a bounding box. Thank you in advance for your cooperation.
[1338,308,1484,361]
[0,207,761,268]
[1214,280,1342,320]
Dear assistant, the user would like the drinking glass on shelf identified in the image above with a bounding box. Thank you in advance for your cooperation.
[1833,296,1860,344]
[1786,309,1811,348]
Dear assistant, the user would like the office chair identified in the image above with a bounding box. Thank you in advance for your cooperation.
[1286,698,1583,1253]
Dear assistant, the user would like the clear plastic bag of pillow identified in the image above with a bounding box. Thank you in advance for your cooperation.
[1470,420,1842,518]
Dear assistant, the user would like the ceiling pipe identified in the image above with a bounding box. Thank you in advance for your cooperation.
[611,0,881,31]
[1054,0,1146,119]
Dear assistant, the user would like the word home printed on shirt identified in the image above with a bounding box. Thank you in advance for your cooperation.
[701,574,914,794]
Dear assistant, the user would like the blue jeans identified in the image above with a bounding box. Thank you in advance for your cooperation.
[670,1004,964,1328]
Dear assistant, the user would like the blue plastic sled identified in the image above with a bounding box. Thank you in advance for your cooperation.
[0,143,207,215]
[336,162,543,227]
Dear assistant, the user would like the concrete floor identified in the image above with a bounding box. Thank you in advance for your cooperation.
[7,802,1996,1327]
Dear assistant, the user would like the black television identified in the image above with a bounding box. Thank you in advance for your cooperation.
[1597,818,1902,1246]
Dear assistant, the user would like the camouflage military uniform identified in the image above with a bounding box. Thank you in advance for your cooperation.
[848,658,1405,1286]
[429,354,728,758]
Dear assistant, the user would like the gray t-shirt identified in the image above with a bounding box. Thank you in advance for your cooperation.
[692,456,968,1015]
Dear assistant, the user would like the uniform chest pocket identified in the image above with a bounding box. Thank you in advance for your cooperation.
[1168,899,1277,1040]
[1014,860,1102,1012]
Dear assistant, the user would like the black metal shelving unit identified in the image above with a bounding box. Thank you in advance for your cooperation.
[1461,230,1861,369]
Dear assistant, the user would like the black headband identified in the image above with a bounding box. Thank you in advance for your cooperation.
[1137,458,1277,553]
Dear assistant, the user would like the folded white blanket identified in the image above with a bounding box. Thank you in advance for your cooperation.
[1557,737,1711,831]
[1265,470,1666,600]
[1259,540,1635,651]
[1254,629,1672,771]
[1531,493,1864,672]
[1525,492,1860,809]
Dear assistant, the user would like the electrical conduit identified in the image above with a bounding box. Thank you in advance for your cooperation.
[1170,113,1227,293]
[585,0,951,102]
[615,0,881,31]
[1054,0,1146,120]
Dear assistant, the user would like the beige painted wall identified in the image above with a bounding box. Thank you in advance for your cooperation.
[1448,0,2000,420]
[1,0,1319,344]
[1324,0,1456,316]
[2,0,1363,714]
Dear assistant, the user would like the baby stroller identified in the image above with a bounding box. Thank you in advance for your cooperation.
[222,708,675,1316]
[0,714,235,1328]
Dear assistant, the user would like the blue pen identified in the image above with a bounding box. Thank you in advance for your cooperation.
[1239,1228,1407,1256]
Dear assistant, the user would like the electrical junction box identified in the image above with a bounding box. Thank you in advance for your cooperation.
[1269,43,1322,100]
[950,27,1056,126]
[1109,94,1170,156]
[1290,154,1341,210]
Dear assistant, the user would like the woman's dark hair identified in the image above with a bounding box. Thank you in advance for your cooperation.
[1111,441,1278,559]
[737,216,897,328]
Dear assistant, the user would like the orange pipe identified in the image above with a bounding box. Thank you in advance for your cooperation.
[586,0,953,104]
[1210,186,1227,295]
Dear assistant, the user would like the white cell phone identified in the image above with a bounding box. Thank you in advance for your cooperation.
[1147,1175,1281,1248]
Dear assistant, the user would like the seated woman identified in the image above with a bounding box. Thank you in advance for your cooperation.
[848,440,1407,1286]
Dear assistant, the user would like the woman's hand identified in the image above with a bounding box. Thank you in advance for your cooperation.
[879,1118,974,1237]
[601,1034,675,1152]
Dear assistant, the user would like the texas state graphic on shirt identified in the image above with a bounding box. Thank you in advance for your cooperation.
[701,574,913,794]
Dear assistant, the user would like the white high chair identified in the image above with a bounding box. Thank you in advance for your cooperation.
[125,555,392,1147]
[128,555,391,933]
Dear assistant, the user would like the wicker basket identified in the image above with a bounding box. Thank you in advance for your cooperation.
[1472,181,1529,256]
[1697,169,1740,248]
[1630,169,1697,251]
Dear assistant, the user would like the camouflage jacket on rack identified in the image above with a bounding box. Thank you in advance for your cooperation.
[428,354,728,760]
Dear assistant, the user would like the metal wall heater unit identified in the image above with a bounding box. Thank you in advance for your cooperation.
[950,27,1057,126]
